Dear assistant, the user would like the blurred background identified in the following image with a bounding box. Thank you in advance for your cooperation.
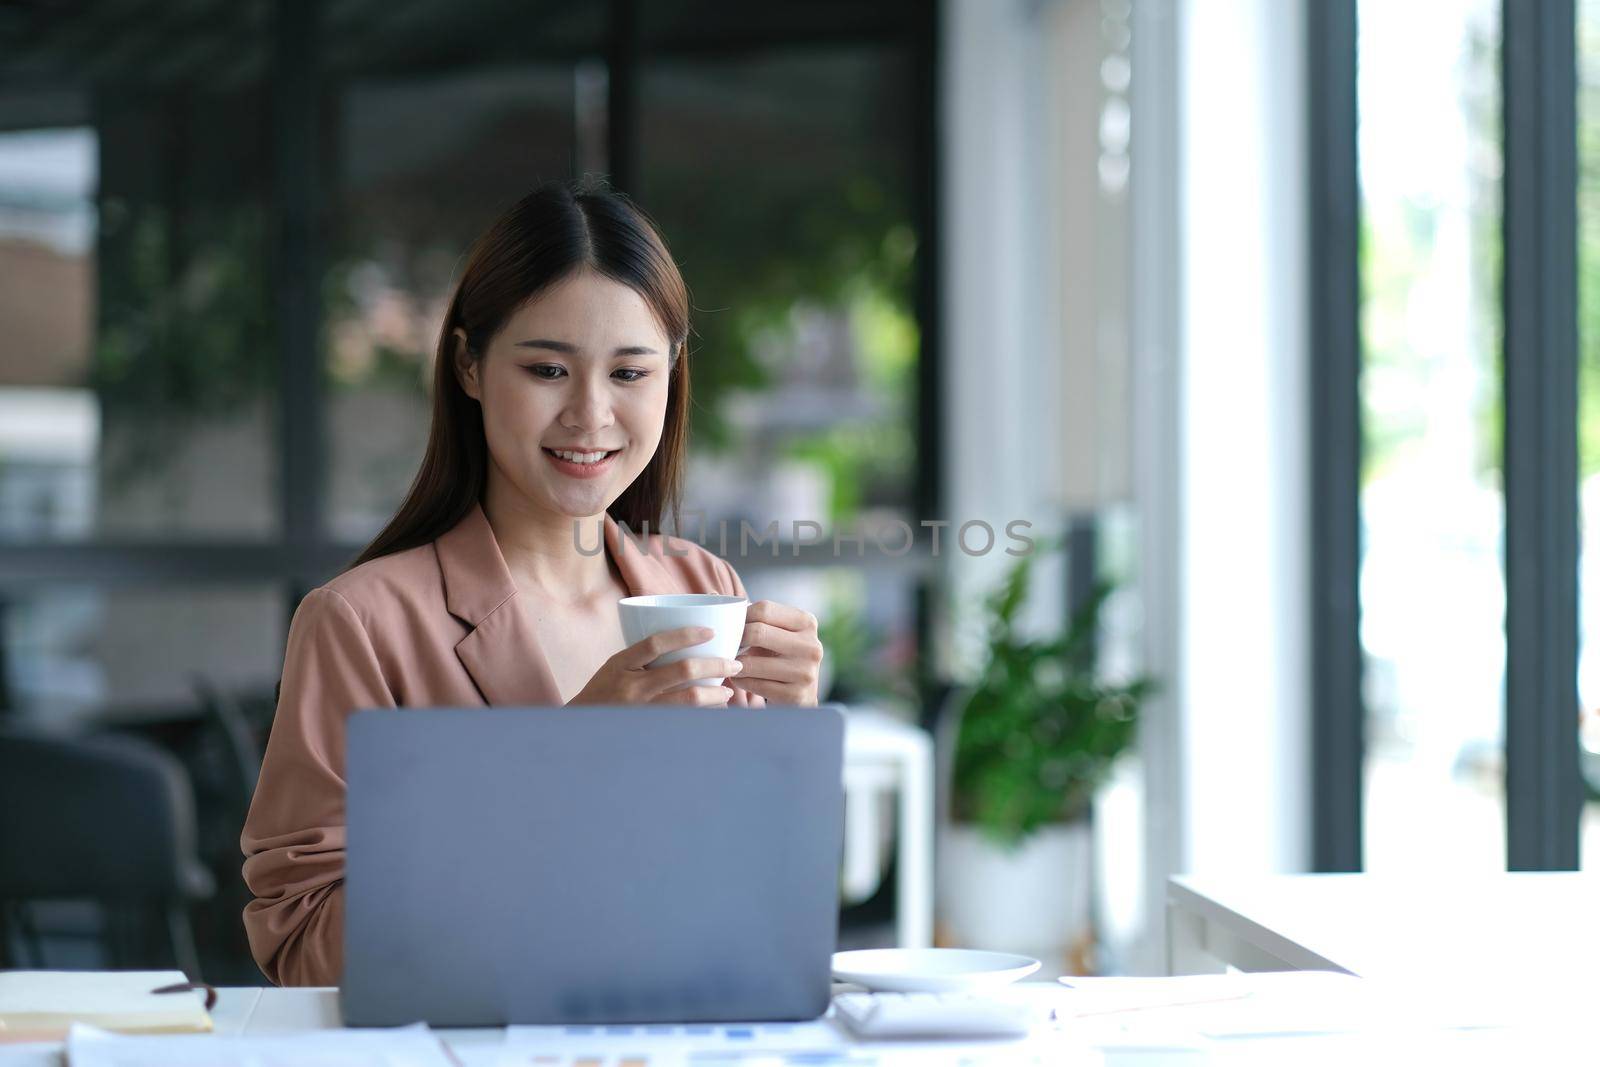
[0,0,1596,987]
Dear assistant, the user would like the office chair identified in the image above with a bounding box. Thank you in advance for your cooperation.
[0,729,215,978]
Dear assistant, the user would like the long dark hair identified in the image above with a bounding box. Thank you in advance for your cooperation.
[349,181,691,570]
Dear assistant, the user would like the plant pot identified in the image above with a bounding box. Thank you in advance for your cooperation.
[937,818,1093,970]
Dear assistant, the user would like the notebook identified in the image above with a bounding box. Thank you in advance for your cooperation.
[66,1023,457,1067]
[0,971,212,1042]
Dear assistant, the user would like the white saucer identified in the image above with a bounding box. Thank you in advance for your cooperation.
[830,948,1043,993]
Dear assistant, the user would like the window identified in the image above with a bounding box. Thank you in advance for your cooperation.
[1356,0,1505,872]
[0,0,940,977]
[1318,0,1585,872]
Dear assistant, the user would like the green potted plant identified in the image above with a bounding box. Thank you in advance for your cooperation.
[938,538,1153,971]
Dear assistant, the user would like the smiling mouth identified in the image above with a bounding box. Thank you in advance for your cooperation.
[541,447,622,476]
[542,447,620,464]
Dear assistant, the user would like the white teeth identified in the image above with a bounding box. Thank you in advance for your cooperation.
[551,449,609,464]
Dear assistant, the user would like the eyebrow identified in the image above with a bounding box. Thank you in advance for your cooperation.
[513,339,659,357]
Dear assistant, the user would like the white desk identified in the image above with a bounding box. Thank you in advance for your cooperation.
[207,986,504,1051]
[1167,871,1600,979]
[158,986,1078,1059]
[12,981,1582,1065]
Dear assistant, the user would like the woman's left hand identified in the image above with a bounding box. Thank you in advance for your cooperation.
[727,600,823,708]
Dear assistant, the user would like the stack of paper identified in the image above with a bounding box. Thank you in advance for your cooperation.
[0,972,210,1043]
[1049,970,1593,1057]
[1056,971,1375,1035]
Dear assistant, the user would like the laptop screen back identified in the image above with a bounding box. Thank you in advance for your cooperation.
[342,705,844,1027]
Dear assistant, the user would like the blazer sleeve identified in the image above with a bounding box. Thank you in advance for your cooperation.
[240,586,394,987]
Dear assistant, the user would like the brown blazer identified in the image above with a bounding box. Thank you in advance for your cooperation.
[239,503,748,987]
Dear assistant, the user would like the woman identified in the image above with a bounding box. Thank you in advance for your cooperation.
[240,182,825,987]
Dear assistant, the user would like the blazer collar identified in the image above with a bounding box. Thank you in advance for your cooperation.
[435,503,680,705]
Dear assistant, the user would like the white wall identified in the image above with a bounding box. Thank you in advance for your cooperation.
[941,0,1146,969]
[1176,0,1311,882]
[1128,0,1186,976]
[941,0,1314,973]
[940,0,1068,674]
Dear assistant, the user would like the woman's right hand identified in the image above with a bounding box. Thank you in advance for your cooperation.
[567,626,744,707]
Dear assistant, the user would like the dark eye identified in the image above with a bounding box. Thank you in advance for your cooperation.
[527,365,565,380]
[614,368,649,383]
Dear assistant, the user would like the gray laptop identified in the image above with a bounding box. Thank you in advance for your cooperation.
[341,705,845,1027]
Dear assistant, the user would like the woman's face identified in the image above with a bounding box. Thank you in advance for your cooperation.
[456,269,672,522]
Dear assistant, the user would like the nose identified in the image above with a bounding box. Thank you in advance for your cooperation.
[559,369,615,435]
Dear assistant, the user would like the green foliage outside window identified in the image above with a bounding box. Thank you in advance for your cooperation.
[90,204,273,491]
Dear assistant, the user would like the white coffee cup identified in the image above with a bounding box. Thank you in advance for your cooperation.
[618,593,749,688]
